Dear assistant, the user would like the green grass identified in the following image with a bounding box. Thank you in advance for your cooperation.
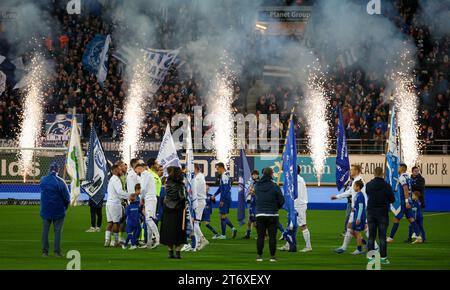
[0,206,449,270]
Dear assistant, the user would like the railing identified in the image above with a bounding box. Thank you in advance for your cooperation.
[0,138,449,155]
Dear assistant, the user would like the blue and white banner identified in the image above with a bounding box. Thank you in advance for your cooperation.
[82,34,110,84]
[157,124,181,174]
[44,114,84,147]
[82,127,109,205]
[386,109,401,215]
[336,109,350,191]
[113,46,181,94]
[237,149,252,226]
[282,116,298,229]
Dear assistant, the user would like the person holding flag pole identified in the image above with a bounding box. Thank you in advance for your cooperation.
[65,108,86,206]
[82,126,109,232]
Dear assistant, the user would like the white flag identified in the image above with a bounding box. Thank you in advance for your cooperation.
[185,117,195,183]
[96,34,111,84]
[66,116,86,206]
[157,124,181,174]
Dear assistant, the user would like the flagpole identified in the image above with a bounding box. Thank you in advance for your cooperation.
[384,100,394,174]
[277,107,296,186]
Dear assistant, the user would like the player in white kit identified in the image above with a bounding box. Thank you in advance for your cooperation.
[134,162,159,249]
[192,163,209,251]
[105,165,130,247]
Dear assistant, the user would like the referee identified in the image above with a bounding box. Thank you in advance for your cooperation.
[365,167,395,265]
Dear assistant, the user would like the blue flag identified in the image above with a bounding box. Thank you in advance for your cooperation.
[238,149,252,226]
[282,117,298,229]
[386,110,401,216]
[82,34,110,84]
[336,109,350,191]
[81,127,109,205]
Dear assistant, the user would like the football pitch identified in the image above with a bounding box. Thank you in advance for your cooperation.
[1,206,449,270]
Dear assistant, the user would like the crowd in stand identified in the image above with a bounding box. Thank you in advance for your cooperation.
[0,0,448,154]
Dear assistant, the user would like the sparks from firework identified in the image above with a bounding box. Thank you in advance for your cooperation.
[304,65,330,186]
[121,57,151,164]
[394,72,421,168]
[17,55,47,181]
[390,50,421,169]
[208,55,235,166]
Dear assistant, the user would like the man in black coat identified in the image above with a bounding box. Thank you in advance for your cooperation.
[366,167,395,265]
[254,167,285,262]
[411,166,426,208]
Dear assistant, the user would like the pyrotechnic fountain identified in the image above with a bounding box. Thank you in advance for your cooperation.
[208,56,235,166]
[304,65,330,186]
[121,57,150,164]
[17,55,47,182]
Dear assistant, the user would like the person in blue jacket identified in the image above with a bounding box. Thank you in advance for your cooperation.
[40,162,70,257]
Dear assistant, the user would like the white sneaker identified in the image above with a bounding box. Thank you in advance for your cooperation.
[299,247,312,253]
[181,244,192,252]
[122,245,127,250]
[95,227,101,232]
[386,237,394,243]
[201,238,210,247]
[411,233,417,239]
[110,240,116,247]
[278,243,290,251]
[86,227,96,232]
[217,235,226,240]
[351,249,365,255]
[412,237,423,244]
[150,242,159,249]
[129,245,137,250]
[104,240,110,247]
[211,234,220,239]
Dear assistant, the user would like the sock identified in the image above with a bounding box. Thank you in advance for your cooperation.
[361,239,367,245]
[389,223,399,239]
[105,230,111,241]
[412,221,420,237]
[357,245,362,252]
[190,236,196,248]
[302,229,311,249]
[148,219,160,243]
[419,222,426,240]
[342,229,353,250]
[113,233,119,243]
[408,224,413,240]
[221,219,226,236]
[206,224,218,235]
[245,229,251,237]
[225,218,235,229]
[119,232,125,242]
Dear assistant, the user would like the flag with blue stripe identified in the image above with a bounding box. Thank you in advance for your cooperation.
[81,127,109,205]
[82,34,110,84]
[386,109,401,215]
[282,116,298,229]
[238,149,252,226]
[336,109,350,191]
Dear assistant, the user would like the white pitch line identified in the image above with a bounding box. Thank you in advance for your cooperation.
[423,213,450,217]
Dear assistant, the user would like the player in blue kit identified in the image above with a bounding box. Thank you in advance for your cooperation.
[351,180,366,255]
[387,164,421,243]
[213,162,237,239]
[408,191,426,243]
[122,193,141,250]
[201,185,220,238]
[244,170,259,239]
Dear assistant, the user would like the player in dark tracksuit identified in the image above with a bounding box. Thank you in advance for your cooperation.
[123,194,141,249]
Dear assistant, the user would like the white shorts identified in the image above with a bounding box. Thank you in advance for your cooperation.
[145,199,157,220]
[295,204,307,227]
[106,203,123,223]
[194,200,206,221]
